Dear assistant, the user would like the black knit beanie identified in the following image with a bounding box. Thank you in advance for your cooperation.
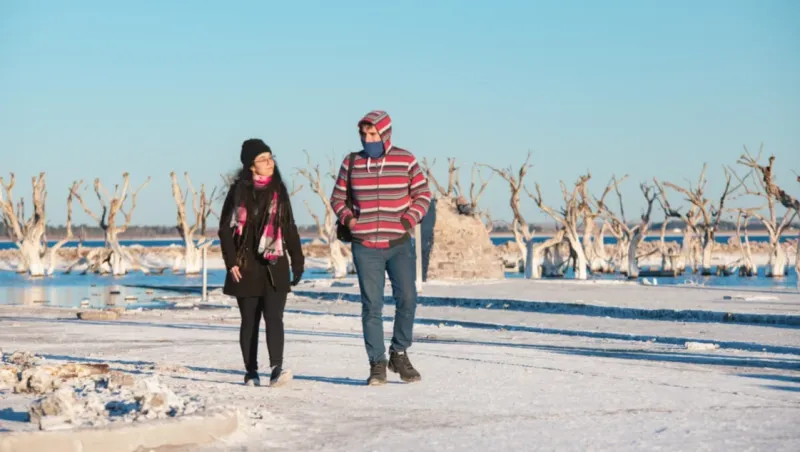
[241,139,271,167]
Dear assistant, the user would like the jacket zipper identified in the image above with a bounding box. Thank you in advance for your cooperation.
[375,157,381,245]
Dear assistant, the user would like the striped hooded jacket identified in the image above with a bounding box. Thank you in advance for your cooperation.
[330,110,432,249]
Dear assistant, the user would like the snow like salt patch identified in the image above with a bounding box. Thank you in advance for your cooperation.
[722,295,781,302]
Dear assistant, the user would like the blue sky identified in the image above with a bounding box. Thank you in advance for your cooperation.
[2,0,798,227]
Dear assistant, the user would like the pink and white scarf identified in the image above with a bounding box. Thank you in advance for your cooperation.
[230,175,284,263]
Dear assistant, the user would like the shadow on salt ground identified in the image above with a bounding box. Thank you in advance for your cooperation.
[0,408,29,424]
[6,312,800,357]
[291,290,800,329]
[163,372,394,387]
[418,338,800,371]
[1,316,357,341]
[282,309,800,356]
[37,344,800,392]
[7,315,800,372]
[293,375,404,386]
[737,373,800,384]
[737,373,800,393]
[38,351,381,387]
[762,385,800,392]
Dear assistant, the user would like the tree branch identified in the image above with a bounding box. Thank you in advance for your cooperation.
[478,151,533,239]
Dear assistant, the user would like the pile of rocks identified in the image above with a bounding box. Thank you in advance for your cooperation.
[0,348,206,431]
[420,198,505,280]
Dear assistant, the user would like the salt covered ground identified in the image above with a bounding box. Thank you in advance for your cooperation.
[1,282,799,451]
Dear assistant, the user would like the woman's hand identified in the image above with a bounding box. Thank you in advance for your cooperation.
[230,266,242,282]
[291,269,303,286]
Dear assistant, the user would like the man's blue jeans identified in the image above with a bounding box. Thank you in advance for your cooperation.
[351,239,417,364]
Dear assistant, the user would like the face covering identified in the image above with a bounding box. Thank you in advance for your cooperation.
[361,139,384,159]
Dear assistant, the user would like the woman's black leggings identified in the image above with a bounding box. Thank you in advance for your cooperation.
[236,292,288,373]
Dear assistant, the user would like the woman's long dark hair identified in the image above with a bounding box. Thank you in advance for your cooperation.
[228,158,293,268]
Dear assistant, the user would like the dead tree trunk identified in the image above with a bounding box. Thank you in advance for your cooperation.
[480,152,541,276]
[582,219,610,273]
[680,217,699,273]
[625,185,657,278]
[297,151,350,278]
[578,175,619,273]
[607,222,629,273]
[0,173,48,276]
[594,222,612,270]
[734,149,799,278]
[795,227,800,280]
[530,175,592,280]
[734,212,757,276]
[657,217,681,272]
[599,179,657,278]
[600,175,631,273]
[658,218,670,271]
[45,181,82,276]
[170,172,221,275]
[656,164,735,276]
[526,228,567,278]
[511,218,530,266]
[73,173,151,275]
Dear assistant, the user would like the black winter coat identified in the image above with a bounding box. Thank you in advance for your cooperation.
[218,184,304,297]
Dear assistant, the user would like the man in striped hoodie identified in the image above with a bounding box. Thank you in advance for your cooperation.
[330,110,432,385]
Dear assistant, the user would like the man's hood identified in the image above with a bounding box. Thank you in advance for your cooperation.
[358,110,393,154]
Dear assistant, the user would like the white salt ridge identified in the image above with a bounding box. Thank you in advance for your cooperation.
[1,350,207,431]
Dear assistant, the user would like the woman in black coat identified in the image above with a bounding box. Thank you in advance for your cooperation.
[218,138,305,387]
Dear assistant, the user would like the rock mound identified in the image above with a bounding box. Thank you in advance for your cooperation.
[420,198,505,280]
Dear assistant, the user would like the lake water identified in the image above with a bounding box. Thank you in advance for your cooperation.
[0,233,797,308]
[0,262,796,309]
[0,283,181,309]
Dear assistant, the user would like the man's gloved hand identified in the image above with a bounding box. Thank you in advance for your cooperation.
[291,270,303,286]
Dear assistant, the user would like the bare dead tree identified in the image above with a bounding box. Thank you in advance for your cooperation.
[656,164,736,275]
[451,163,494,232]
[45,181,82,276]
[170,172,223,275]
[289,180,303,197]
[478,152,539,274]
[626,184,657,278]
[421,157,459,199]
[533,228,568,279]
[529,174,592,280]
[453,164,492,210]
[479,152,533,260]
[0,173,48,276]
[796,176,800,278]
[72,173,151,275]
[581,175,622,273]
[733,211,757,276]
[655,213,681,272]
[653,179,700,273]
[734,148,799,277]
[296,151,349,278]
[596,177,656,277]
[602,175,630,272]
